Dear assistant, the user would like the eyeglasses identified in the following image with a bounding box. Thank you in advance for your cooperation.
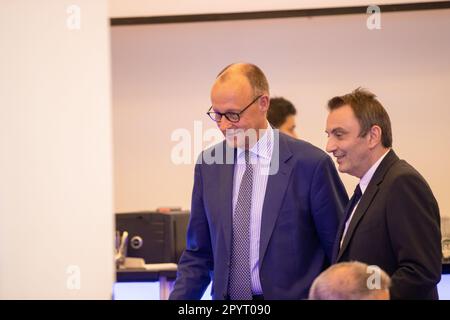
[207,95,263,123]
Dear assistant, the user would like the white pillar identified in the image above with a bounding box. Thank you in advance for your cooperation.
[0,0,114,299]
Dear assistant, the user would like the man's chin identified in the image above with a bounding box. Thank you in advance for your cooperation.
[225,138,237,148]
[337,163,347,173]
[225,136,242,149]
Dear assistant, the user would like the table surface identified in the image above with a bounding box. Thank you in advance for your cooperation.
[116,263,450,282]
[116,268,177,282]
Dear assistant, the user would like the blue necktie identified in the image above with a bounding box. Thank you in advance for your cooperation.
[344,184,362,223]
[334,184,363,260]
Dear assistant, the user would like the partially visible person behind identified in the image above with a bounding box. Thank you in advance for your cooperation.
[309,261,391,300]
[267,97,298,138]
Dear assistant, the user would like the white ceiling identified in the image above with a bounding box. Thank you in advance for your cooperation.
[109,0,447,18]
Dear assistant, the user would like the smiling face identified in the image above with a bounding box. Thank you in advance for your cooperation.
[325,105,373,178]
[210,74,269,148]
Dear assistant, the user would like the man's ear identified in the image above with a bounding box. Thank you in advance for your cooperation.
[259,95,270,112]
[368,125,382,149]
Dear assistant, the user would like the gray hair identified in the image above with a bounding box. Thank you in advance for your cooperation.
[308,261,391,300]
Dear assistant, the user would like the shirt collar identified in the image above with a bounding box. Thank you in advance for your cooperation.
[359,149,391,193]
[236,122,273,161]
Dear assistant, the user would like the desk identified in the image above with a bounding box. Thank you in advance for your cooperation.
[116,263,450,300]
[116,263,177,299]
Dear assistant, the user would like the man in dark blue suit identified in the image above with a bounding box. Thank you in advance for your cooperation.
[169,63,348,300]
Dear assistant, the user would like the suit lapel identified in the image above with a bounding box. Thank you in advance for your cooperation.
[259,133,293,266]
[336,183,380,261]
[332,197,355,262]
[218,142,236,257]
[336,149,399,261]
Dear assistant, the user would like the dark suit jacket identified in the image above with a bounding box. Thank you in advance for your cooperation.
[333,149,442,300]
[169,133,348,300]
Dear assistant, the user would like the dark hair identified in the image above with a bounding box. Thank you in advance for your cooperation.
[217,63,269,95]
[327,88,392,148]
[267,97,297,128]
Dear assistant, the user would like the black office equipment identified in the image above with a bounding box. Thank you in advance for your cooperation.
[115,210,189,264]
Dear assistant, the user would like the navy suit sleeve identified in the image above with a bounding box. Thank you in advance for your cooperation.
[310,155,348,262]
[169,162,213,300]
[386,173,442,299]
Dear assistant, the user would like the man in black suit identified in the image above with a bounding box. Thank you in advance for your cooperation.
[325,88,442,299]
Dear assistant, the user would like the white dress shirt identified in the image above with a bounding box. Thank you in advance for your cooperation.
[340,149,391,247]
[233,123,273,295]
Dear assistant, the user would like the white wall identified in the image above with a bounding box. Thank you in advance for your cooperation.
[111,8,450,218]
[0,0,114,299]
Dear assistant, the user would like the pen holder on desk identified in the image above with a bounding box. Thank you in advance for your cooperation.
[115,230,129,268]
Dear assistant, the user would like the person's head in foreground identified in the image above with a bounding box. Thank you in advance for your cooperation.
[308,261,391,300]
[267,97,298,139]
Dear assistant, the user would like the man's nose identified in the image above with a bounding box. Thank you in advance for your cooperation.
[326,138,336,154]
[218,117,232,131]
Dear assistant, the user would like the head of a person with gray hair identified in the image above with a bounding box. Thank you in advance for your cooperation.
[308,261,391,300]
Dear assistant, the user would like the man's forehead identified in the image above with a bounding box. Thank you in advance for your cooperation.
[328,106,357,123]
[326,109,360,132]
[211,78,252,104]
[330,104,355,118]
[212,87,243,102]
[211,95,244,112]
[213,74,251,92]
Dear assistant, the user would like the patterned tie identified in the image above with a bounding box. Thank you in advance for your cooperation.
[228,150,253,300]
